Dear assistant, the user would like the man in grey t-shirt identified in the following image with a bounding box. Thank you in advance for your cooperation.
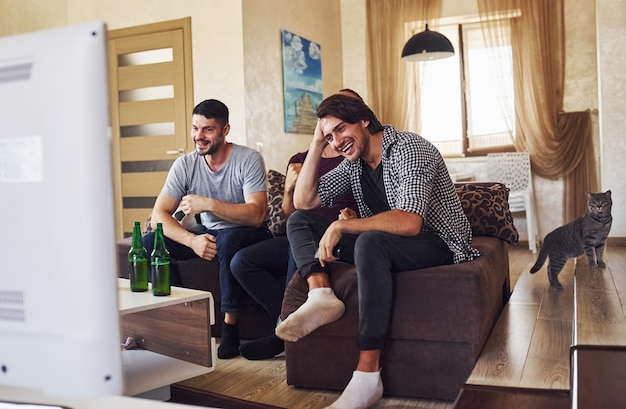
[143,99,272,359]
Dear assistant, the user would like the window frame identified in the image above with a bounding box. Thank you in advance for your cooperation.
[411,20,516,158]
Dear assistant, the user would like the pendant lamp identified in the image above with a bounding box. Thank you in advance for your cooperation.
[401,24,455,62]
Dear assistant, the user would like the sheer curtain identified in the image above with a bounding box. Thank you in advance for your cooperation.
[365,0,441,129]
[477,0,598,222]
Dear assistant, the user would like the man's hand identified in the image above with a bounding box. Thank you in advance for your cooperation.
[189,233,217,261]
[317,220,343,267]
[284,163,303,194]
[313,119,327,146]
[338,207,357,220]
[180,194,207,215]
[282,162,303,218]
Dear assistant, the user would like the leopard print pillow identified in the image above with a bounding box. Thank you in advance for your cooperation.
[266,169,287,236]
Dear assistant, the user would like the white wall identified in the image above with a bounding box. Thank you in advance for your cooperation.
[241,0,344,173]
[340,0,369,103]
[597,0,626,238]
[0,0,248,146]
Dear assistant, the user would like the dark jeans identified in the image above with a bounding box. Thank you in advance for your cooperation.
[143,225,272,313]
[287,210,454,350]
[229,236,298,323]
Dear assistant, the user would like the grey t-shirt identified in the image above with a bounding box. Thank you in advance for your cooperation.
[163,144,267,230]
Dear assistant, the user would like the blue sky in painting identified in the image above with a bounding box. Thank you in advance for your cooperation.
[281,29,322,94]
[281,29,323,132]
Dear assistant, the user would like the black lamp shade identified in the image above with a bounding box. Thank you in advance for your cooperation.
[401,24,455,62]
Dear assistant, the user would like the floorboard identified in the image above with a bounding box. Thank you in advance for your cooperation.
[570,250,626,408]
[465,248,575,392]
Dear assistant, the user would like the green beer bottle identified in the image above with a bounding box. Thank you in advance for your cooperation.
[128,221,149,292]
[151,223,171,296]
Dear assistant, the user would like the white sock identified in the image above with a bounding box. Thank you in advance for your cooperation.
[275,287,345,342]
[325,370,383,409]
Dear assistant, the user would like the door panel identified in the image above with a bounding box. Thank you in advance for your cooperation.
[121,172,169,196]
[108,18,193,238]
[119,99,176,125]
[120,136,177,161]
[119,62,175,89]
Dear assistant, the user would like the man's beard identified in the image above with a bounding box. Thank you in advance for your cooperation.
[196,141,218,156]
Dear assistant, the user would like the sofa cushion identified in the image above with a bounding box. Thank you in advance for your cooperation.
[389,236,508,345]
[456,182,519,245]
[266,169,287,236]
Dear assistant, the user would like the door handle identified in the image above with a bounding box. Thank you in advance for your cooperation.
[166,148,185,156]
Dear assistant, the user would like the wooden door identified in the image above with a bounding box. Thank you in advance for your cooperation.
[108,18,194,239]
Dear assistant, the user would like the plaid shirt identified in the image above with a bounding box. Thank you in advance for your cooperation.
[318,125,480,263]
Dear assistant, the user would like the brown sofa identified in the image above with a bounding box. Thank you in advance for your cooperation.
[280,182,519,400]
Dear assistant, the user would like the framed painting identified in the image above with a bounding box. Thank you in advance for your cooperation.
[281,29,322,134]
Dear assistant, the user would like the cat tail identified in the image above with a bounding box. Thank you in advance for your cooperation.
[530,247,548,274]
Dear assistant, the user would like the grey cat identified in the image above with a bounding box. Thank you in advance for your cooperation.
[530,190,612,289]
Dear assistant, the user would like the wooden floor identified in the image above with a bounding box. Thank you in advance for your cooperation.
[464,245,574,392]
[175,245,626,409]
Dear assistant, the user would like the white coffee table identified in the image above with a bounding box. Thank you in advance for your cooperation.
[118,278,216,398]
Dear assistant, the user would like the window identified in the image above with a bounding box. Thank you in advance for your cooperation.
[408,21,514,157]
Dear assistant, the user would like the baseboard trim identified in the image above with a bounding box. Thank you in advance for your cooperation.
[607,237,626,247]
[516,237,626,248]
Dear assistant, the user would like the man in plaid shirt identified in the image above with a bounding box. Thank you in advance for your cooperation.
[276,93,479,409]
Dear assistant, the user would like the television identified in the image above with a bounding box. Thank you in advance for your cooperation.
[0,21,124,397]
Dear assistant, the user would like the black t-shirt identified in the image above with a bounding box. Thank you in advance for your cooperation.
[361,160,390,215]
